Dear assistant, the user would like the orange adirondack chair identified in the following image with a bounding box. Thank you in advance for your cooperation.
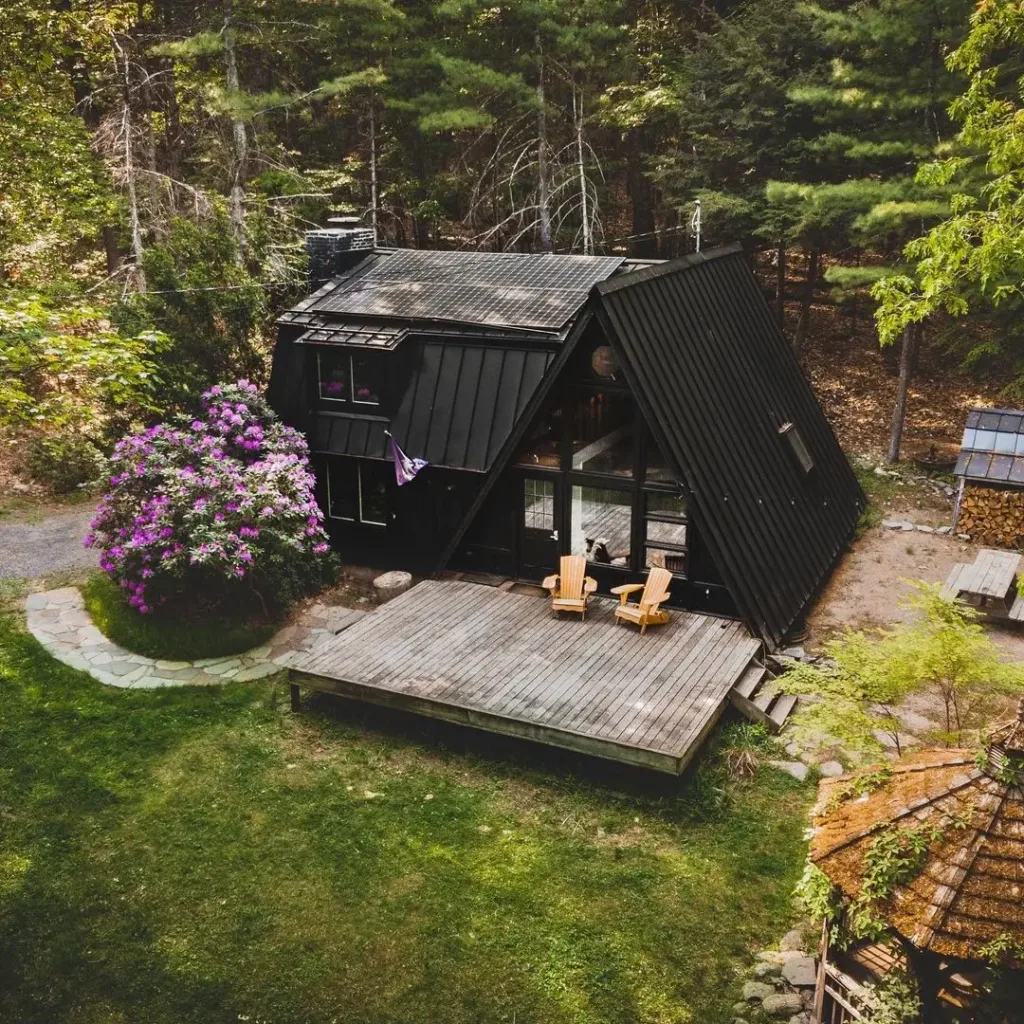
[542,555,598,619]
[611,567,672,634]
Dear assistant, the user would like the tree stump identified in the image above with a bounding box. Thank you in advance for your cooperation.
[373,571,413,604]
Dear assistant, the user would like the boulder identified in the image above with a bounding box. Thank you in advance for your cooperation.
[742,981,774,1003]
[762,993,805,1018]
[779,928,807,952]
[753,960,782,980]
[373,571,413,604]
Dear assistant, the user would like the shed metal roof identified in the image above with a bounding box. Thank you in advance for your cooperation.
[954,406,1024,484]
[595,243,864,647]
[313,341,555,472]
[305,249,624,332]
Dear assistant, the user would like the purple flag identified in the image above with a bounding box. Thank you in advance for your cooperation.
[388,434,427,486]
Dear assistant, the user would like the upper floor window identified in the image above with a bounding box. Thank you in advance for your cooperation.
[317,350,383,407]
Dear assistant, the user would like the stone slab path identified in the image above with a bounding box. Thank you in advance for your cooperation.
[26,587,365,689]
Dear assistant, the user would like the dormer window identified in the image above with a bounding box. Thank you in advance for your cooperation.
[317,350,383,407]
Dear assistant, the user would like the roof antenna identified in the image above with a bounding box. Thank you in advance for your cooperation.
[690,199,702,253]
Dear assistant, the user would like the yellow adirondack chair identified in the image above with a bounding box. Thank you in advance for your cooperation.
[542,555,598,619]
[611,567,672,634]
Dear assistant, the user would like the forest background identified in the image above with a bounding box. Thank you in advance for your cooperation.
[4,0,1024,490]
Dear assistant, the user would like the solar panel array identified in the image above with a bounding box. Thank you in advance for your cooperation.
[954,407,1024,484]
[312,249,625,331]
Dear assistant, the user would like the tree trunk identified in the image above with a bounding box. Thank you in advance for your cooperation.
[112,33,145,291]
[574,83,591,256]
[102,226,122,276]
[223,0,248,260]
[775,241,786,329]
[793,248,818,353]
[368,93,379,246]
[535,36,551,253]
[626,131,657,258]
[887,323,919,465]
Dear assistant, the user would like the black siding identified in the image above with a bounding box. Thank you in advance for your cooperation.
[311,340,555,473]
[596,244,864,646]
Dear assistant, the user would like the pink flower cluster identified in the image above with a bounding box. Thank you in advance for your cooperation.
[86,380,333,613]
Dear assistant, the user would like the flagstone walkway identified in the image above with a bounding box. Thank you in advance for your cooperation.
[25,587,365,689]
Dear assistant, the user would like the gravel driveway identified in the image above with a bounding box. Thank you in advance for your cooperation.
[0,507,98,580]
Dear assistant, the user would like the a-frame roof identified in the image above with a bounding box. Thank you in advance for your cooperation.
[595,244,864,647]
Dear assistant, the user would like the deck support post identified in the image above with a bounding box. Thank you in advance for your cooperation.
[290,683,301,712]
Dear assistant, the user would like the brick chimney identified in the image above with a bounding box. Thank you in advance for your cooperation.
[306,216,375,288]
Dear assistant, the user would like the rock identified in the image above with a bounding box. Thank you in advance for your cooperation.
[784,741,802,757]
[743,981,774,1003]
[779,928,807,952]
[818,760,844,778]
[915,524,934,533]
[957,532,971,541]
[769,760,809,782]
[781,955,817,988]
[936,525,952,534]
[881,519,903,529]
[155,659,191,670]
[872,728,919,750]
[788,1015,811,1024]
[762,993,805,1018]
[25,593,49,611]
[732,1003,749,1017]
[373,570,413,604]
[753,960,782,980]
[900,521,915,531]
[781,646,806,660]
[234,662,280,682]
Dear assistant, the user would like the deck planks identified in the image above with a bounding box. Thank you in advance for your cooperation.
[292,579,761,773]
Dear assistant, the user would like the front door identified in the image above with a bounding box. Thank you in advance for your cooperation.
[518,474,560,579]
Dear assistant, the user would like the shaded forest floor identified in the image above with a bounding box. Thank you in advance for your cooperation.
[792,295,1002,464]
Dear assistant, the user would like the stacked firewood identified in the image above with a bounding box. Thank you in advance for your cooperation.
[959,485,1024,547]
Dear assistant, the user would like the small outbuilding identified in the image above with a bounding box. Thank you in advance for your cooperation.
[953,406,1024,546]
[269,228,864,648]
[808,704,1024,1020]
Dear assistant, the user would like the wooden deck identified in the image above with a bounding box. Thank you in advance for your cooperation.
[289,579,761,773]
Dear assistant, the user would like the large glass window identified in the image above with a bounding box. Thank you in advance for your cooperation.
[523,478,555,531]
[318,350,349,402]
[316,350,383,406]
[325,459,357,520]
[325,459,388,527]
[644,490,688,575]
[571,390,634,477]
[359,460,390,525]
[516,404,562,469]
[572,486,631,565]
[645,435,675,484]
[351,353,382,406]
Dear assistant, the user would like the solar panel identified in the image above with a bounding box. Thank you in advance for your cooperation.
[311,249,624,331]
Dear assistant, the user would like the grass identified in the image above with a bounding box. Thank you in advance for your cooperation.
[81,573,280,661]
[0,612,813,1024]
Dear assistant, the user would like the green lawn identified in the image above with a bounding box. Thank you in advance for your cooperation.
[81,573,280,661]
[0,612,811,1024]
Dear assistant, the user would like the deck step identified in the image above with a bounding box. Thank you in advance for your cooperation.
[768,693,798,730]
[752,690,774,713]
[733,664,766,700]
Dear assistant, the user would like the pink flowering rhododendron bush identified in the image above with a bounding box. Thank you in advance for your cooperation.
[86,380,335,616]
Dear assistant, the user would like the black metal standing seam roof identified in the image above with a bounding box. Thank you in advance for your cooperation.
[595,244,864,647]
[312,341,555,472]
[953,406,1024,485]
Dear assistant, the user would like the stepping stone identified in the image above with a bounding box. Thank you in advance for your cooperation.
[742,981,774,1003]
[155,659,191,670]
[234,662,280,682]
[25,593,49,611]
[768,760,809,782]
[818,761,844,778]
[203,658,242,675]
[781,955,817,988]
[107,659,143,677]
[779,928,807,952]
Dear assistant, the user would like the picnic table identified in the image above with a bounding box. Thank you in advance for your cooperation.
[942,547,1024,622]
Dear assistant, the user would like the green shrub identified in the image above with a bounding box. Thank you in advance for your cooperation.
[27,436,106,493]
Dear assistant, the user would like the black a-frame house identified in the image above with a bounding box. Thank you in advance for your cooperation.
[269,235,864,648]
